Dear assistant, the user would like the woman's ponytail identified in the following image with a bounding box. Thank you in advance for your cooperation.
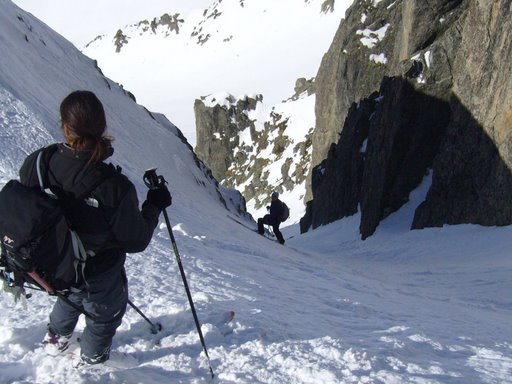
[60,91,114,164]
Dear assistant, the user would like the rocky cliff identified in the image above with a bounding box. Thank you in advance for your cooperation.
[194,89,314,217]
[309,0,468,200]
[412,0,512,229]
[303,0,512,238]
[194,94,261,184]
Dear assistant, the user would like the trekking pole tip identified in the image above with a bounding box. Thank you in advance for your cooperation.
[150,323,162,334]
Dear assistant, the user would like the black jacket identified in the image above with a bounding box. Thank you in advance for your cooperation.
[19,143,160,280]
[269,199,284,223]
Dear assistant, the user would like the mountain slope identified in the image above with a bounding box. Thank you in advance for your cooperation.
[0,1,511,383]
[80,0,354,224]
[0,0,244,216]
[81,0,351,144]
[194,90,316,224]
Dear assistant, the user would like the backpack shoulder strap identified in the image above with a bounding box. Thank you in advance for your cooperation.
[69,163,117,201]
[35,144,60,192]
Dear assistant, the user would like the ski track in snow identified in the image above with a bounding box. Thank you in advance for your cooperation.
[3,213,511,383]
[1,200,512,383]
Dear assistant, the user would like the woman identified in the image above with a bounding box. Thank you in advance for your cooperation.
[19,90,171,365]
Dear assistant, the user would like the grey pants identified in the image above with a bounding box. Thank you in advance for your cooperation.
[48,268,128,362]
[258,215,285,243]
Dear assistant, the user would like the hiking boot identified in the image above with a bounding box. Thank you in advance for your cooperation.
[80,346,111,365]
[73,351,109,369]
[42,331,72,355]
[73,350,136,369]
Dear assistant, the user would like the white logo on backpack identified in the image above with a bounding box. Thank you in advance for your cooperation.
[3,235,14,246]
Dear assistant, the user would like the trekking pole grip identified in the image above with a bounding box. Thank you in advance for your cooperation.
[144,168,166,190]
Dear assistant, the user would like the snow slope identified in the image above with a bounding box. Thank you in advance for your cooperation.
[0,1,511,383]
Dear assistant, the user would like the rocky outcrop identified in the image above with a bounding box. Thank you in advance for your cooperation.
[303,0,512,238]
[301,76,450,237]
[309,0,468,202]
[194,94,262,183]
[284,77,316,102]
[321,0,335,14]
[191,1,223,45]
[107,13,185,53]
[151,13,184,35]
[195,92,314,212]
[114,29,128,53]
[412,0,512,228]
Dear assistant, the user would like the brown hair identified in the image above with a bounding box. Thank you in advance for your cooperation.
[60,90,113,164]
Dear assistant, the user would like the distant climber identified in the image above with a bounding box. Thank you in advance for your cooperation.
[257,191,288,244]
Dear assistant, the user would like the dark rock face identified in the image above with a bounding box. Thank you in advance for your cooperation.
[303,0,512,238]
[306,93,377,230]
[413,0,512,228]
[301,77,450,238]
[412,95,512,229]
[359,77,450,238]
[309,0,469,202]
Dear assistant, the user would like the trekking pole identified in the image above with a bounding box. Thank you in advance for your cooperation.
[265,224,275,239]
[127,298,162,334]
[27,272,160,332]
[144,168,215,379]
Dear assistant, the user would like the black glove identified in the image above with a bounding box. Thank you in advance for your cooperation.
[146,185,172,210]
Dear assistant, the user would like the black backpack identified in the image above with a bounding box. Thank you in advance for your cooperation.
[0,145,107,293]
[280,202,290,222]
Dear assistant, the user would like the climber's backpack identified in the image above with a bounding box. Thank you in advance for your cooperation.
[0,145,107,292]
[280,202,290,222]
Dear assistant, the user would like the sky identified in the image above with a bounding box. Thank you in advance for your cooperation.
[1,1,511,382]
[11,0,213,46]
